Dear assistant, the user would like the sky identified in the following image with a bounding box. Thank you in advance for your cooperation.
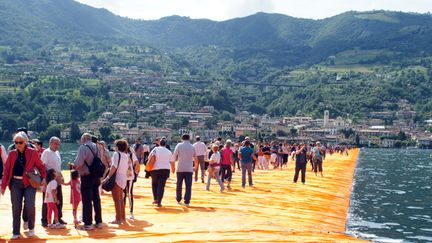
[75,0,432,21]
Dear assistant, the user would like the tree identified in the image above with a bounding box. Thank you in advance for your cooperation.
[69,122,81,141]
[99,126,112,141]
[41,125,61,140]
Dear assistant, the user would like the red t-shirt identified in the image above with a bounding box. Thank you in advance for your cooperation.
[220,147,233,165]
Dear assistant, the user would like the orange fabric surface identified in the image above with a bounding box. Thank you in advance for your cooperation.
[0,149,366,242]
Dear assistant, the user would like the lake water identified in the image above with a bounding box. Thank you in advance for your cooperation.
[347,148,432,242]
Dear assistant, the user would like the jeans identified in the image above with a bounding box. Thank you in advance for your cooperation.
[10,179,36,235]
[293,163,306,183]
[42,185,63,225]
[206,166,224,190]
[81,175,102,226]
[194,156,206,180]
[150,169,170,205]
[112,184,125,222]
[176,172,193,204]
[123,180,134,213]
[220,164,232,183]
[241,163,253,187]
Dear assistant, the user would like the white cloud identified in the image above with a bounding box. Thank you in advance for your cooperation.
[75,0,432,21]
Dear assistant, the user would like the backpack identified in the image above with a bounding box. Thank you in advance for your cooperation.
[84,144,106,178]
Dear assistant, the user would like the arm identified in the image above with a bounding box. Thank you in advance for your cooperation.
[1,153,13,194]
[74,146,86,170]
[34,151,47,179]
[0,145,7,165]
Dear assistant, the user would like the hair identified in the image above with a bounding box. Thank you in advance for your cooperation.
[182,134,190,141]
[81,133,92,143]
[160,139,167,146]
[217,137,222,142]
[13,132,28,143]
[46,169,56,184]
[32,139,43,146]
[195,136,201,141]
[115,139,128,153]
[91,135,99,143]
[212,144,219,152]
[225,140,232,147]
[71,170,79,180]
[49,136,61,145]
[244,141,251,146]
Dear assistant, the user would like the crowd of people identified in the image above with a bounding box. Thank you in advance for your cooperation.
[0,127,352,240]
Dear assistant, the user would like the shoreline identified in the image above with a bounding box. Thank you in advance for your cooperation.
[0,149,366,242]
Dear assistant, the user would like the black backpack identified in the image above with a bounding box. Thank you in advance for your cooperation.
[84,144,106,178]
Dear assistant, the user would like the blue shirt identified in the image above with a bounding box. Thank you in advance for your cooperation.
[240,147,254,164]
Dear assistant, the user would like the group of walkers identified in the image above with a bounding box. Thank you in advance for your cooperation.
[0,127,351,240]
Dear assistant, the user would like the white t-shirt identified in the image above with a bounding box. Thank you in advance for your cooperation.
[193,142,207,156]
[150,147,173,170]
[45,180,58,203]
[111,152,129,189]
[142,144,150,153]
[127,152,138,181]
[209,152,221,167]
[41,148,62,173]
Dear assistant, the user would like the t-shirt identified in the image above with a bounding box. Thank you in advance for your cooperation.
[149,146,173,170]
[111,152,129,189]
[239,147,254,164]
[220,148,233,165]
[45,180,58,203]
[193,142,207,156]
[41,148,62,173]
[127,152,138,180]
[209,152,221,167]
[312,147,321,158]
[173,141,196,173]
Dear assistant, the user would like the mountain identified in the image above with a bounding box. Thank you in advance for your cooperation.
[1,0,432,64]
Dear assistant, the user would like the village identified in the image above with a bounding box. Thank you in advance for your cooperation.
[58,98,432,148]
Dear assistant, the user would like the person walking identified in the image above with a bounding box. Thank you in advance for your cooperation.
[293,143,308,184]
[148,139,175,207]
[173,134,198,207]
[312,142,324,177]
[238,141,256,188]
[73,133,103,231]
[193,136,207,183]
[41,137,66,227]
[1,132,47,239]
[220,140,234,189]
[102,139,129,225]
[206,144,225,192]
[124,146,140,220]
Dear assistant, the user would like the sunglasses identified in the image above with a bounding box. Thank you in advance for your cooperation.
[15,141,25,145]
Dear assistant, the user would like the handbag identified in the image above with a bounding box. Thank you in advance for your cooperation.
[145,150,156,172]
[102,152,120,192]
[26,168,42,189]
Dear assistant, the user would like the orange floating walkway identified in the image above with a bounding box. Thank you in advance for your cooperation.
[0,149,366,242]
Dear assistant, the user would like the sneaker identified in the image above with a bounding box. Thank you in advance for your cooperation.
[53,223,66,229]
[27,230,35,238]
[11,234,20,240]
[201,178,205,183]
[59,219,67,225]
[79,225,94,231]
[157,204,162,208]
[23,221,28,230]
[42,223,48,228]
[177,201,182,205]
[184,203,190,207]
[220,188,225,192]
[94,223,104,229]
[129,213,135,220]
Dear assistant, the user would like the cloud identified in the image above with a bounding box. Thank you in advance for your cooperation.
[75,0,432,21]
